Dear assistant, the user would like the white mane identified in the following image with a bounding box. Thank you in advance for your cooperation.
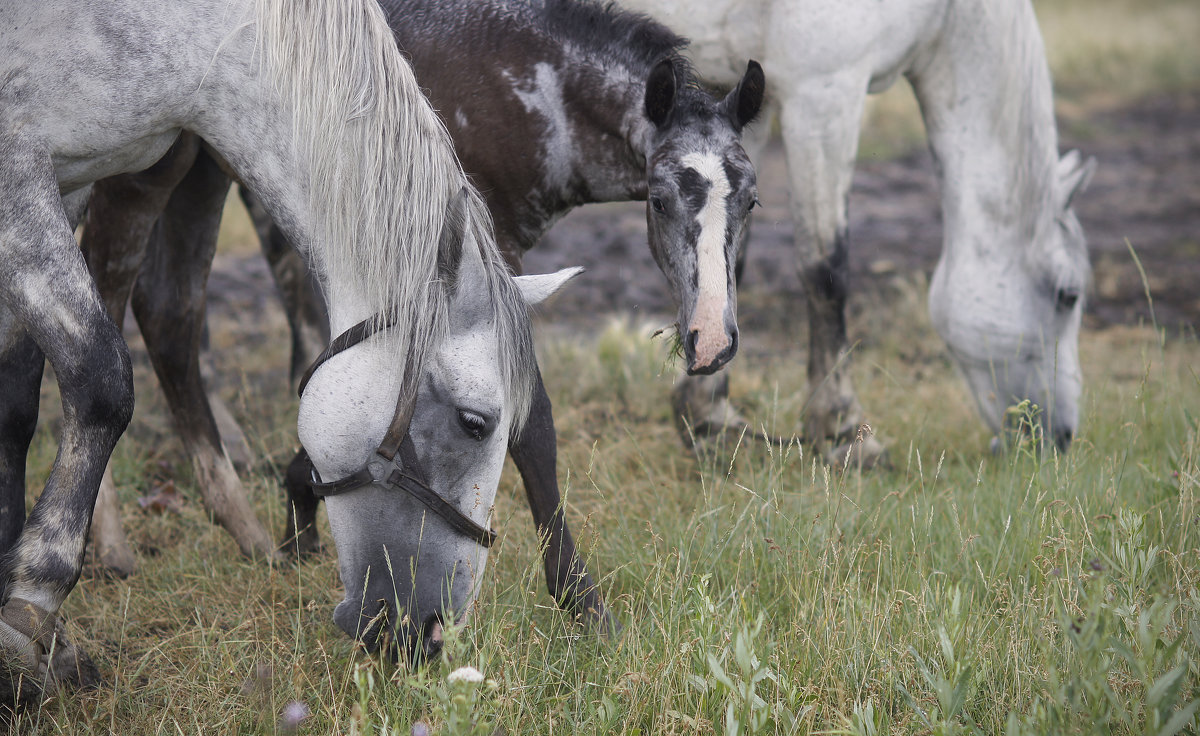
[983,1,1089,287]
[252,0,534,428]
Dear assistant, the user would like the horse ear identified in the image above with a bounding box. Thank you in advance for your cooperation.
[437,187,470,287]
[723,60,765,132]
[644,58,677,128]
[1057,150,1096,212]
[514,267,584,306]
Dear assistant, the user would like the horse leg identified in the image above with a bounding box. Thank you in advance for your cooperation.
[240,186,330,390]
[198,355,255,471]
[234,187,330,558]
[509,368,614,634]
[129,149,281,561]
[79,134,203,578]
[777,80,887,467]
[279,448,323,558]
[0,144,132,695]
[0,326,44,557]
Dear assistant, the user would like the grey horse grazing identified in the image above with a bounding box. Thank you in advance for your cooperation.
[82,0,764,623]
[0,0,573,700]
[621,0,1095,463]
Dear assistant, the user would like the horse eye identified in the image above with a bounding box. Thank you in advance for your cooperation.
[457,410,490,441]
[748,197,761,213]
[1055,288,1079,311]
[650,196,667,214]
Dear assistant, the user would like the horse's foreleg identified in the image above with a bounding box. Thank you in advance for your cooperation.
[79,134,204,577]
[0,145,130,694]
[509,368,615,635]
[238,185,330,558]
[778,81,887,467]
[0,325,44,557]
[279,448,323,558]
[240,186,330,391]
[129,149,281,562]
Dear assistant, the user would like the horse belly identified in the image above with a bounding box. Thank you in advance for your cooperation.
[51,131,185,194]
[0,0,224,190]
[762,0,946,82]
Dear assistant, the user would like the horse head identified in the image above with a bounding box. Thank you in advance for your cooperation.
[297,193,580,662]
[642,58,764,375]
[930,150,1095,452]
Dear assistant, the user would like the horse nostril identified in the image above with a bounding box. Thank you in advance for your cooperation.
[728,327,739,355]
[685,328,699,357]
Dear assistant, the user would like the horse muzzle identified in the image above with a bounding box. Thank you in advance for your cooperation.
[684,323,738,375]
[333,596,446,664]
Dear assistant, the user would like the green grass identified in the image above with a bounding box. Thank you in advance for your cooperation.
[12,304,1200,733]
[12,1,1198,731]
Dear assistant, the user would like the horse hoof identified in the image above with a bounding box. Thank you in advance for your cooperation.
[96,543,138,579]
[827,434,890,470]
[671,373,741,451]
[46,622,101,692]
[0,601,100,706]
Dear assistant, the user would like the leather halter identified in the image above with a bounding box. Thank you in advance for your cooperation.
[297,314,498,549]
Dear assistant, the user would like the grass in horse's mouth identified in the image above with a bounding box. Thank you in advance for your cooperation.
[650,322,684,365]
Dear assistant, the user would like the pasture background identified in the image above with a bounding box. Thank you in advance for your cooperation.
[14,0,1200,732]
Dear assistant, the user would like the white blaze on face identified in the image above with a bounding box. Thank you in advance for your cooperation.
[681,151,731,367]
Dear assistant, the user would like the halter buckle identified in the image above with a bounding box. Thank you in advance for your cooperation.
[366,457,392,484]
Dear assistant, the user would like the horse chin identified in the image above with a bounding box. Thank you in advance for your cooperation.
[332,597,447,664]
[323,488,486,663]
[330,557,478,664]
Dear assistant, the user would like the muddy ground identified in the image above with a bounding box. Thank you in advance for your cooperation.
[207,92,1199,355]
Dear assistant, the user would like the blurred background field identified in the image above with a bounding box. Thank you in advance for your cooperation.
[15,0,1200,732]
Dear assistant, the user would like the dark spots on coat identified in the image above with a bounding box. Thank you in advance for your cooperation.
[808,229,849,304]
[722,160,746,194]
[677,168,710,212]
[804,228,851,337]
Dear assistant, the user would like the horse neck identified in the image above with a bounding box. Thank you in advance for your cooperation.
[193,0,458,349]
[553,58,656,203]
[914,0,1061,256]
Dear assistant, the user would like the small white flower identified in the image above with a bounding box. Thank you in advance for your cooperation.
[280,700,310,733]
[446,666,484,684]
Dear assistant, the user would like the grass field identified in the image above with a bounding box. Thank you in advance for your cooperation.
[15,311,1199,734]
[10,0,1200,733]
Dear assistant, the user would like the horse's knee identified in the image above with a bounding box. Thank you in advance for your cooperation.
[61,329,134,440]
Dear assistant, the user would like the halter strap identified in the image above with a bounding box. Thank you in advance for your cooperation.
[309,433,497,548]
[297,313,399,398]
[297,316,497,549]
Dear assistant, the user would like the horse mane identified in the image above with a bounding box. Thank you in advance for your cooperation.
[252,0,535,429]
[537,0,687,72]
[985,1,1090,288]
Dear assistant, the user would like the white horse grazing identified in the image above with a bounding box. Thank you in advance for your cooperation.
[623,0,1095,461]
[0,0,577,695]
